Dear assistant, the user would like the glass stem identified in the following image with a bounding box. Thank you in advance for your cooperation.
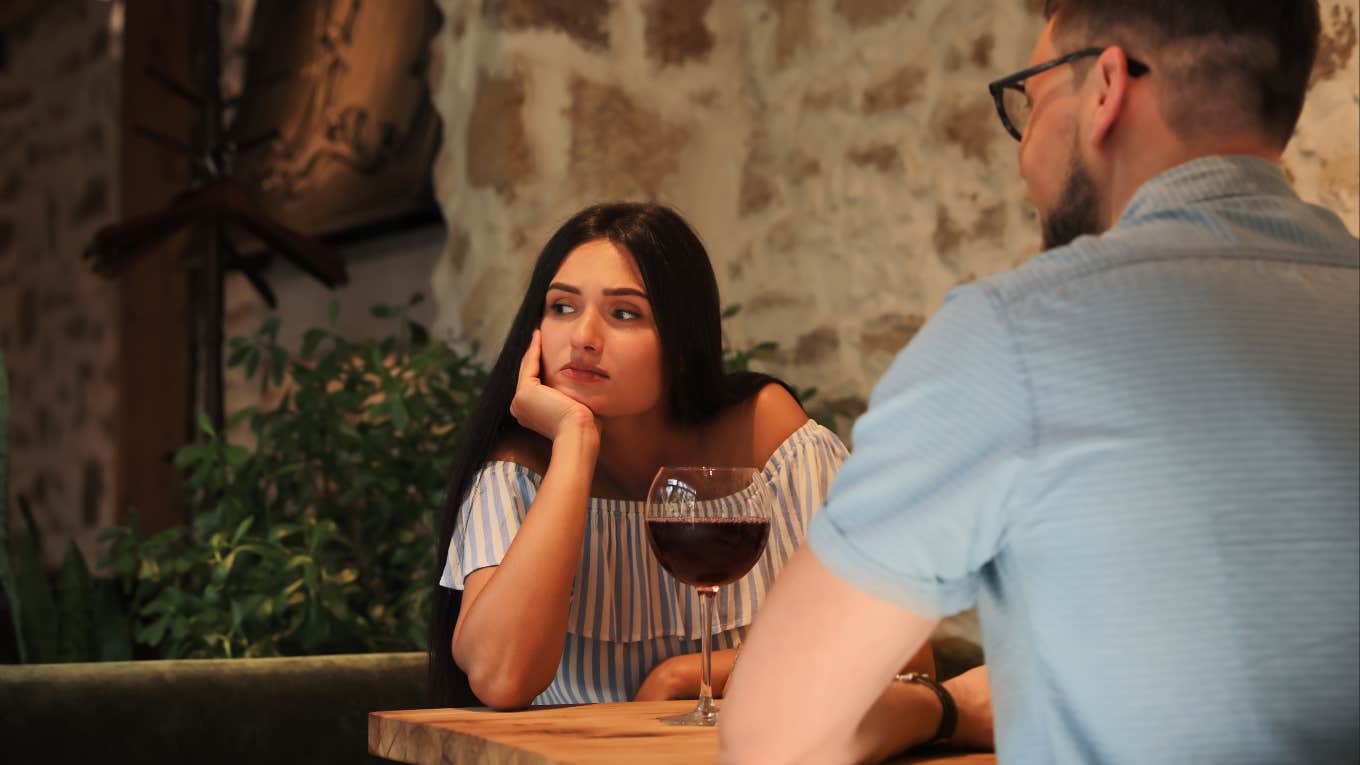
[697,587,717,713]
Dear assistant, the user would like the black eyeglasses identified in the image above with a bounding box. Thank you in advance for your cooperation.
[987,47,1150,141]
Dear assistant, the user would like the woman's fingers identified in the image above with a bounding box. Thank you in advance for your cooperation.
[518,329,541,386]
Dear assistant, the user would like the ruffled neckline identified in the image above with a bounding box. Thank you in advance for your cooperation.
[485,419,834,508]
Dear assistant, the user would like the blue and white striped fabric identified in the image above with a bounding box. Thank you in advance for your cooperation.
[809,155,1360,763]
[441,419,847,704]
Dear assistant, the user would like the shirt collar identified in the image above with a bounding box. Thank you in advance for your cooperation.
[1115,155,1295,230]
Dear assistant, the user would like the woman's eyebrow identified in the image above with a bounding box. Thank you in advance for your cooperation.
[547,282,648,300]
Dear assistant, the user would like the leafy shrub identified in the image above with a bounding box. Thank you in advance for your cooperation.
[102,296,485,658]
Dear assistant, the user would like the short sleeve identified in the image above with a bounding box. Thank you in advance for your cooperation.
[807,284,1032,617]
[759,421,849,568]
[439,461,541,590]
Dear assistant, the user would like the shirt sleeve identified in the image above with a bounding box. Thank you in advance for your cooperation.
[807,283,1033,617]
[761,422,850,568]
[438,461,540,590]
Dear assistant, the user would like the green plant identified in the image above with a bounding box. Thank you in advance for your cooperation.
[0,347,13,651]
[721,304,838,428]
[102,295,486,658]
[2,350,134,665]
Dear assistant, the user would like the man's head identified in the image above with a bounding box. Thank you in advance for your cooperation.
[1011,0,1321,249]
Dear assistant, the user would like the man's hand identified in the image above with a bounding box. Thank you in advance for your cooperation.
[944,665,993,750]
[509,330,598,441]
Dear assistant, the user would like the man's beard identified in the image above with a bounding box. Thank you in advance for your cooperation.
[1040,155,1103,250]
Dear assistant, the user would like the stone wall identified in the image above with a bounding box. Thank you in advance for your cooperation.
[427,0,1360,433]
[0,0,121,565]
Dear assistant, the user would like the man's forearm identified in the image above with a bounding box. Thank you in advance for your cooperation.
[718,547,939,764]
[841,681,943,763]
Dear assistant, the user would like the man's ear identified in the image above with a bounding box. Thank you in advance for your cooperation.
[1086,46,1133,148]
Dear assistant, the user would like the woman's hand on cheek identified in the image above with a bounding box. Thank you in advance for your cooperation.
[509,329,599,442]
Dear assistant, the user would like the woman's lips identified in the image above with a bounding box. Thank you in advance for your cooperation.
[560,366,609,382]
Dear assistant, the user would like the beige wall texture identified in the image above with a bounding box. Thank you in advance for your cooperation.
[0,0,122,563]
[427,0,1359,433]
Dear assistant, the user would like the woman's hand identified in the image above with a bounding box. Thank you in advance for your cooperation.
[509,330,597,441]
[634,649,741,701]
[635,655,692,701]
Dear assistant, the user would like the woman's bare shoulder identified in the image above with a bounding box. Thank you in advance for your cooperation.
[712,382,809,467]
[488,427,551,476]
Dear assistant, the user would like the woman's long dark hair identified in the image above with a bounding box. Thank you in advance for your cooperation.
[428,202,792,706]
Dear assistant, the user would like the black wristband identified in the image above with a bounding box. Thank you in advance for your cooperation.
[894,672,958,747]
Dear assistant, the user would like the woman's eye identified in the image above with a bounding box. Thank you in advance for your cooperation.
[613,308,641,321]
[549,302,576,315]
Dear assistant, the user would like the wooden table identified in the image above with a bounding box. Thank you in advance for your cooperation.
[369,701,995,765]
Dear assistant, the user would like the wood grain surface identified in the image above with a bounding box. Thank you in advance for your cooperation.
[369,701,995,765]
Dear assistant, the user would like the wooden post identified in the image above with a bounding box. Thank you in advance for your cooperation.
[192,0,226,434]
[115,0,195,530]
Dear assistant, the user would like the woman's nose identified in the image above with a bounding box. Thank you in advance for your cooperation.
[570,309,602,352]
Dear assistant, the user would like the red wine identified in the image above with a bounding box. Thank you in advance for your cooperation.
[646,518,771,588]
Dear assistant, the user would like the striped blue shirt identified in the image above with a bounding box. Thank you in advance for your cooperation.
[442,420,847,704]
[809,156,1360,763]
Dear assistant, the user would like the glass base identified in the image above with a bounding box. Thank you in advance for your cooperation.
[657,697,718,727]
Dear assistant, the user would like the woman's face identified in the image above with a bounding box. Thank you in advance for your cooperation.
[539,238,666,419]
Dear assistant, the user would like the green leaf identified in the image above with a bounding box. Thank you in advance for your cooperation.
[388,397,411,431]
[408,321,429,347]
[0,356,22,658]
[224,445,251,469]
[226,343,252,367]
[56,541,98,662]
[301,329,327,359]
[408,293,425,307]
[231,517,254,545]
[92,579,132,661]
[226,407,258,430]
[138,614,170,646]
[270,346,288,387]
[15,497,58,662]
[327,300,340,325]
[370,304,396,319]
[269,523,301,542]
[173,443,212,469]
[722,303,742,318]
[196,411,217,438]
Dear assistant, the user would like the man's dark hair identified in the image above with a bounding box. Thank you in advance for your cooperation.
[1042,0,1321,148]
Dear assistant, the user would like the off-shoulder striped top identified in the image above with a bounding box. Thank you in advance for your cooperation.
[439,419,847,705]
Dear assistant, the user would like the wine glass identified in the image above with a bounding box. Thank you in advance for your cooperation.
[644,466,772,726]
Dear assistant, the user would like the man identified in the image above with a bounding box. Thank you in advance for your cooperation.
[721,1,1358,763]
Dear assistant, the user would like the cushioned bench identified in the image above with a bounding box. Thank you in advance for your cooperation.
[0,651,426,764]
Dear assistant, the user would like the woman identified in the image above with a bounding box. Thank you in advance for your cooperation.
[428,203,860,709]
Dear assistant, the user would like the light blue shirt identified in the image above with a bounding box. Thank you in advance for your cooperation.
[809,156,1359,764]
[443,420,847,704]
